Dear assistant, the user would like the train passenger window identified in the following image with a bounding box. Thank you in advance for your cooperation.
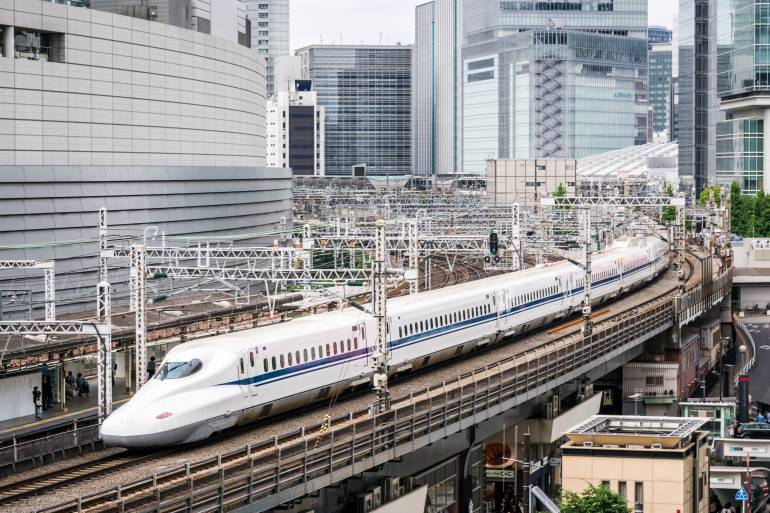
[326,343,331,356]
[353,337,358,349]
[398,326,402,338]
[347,339,351,352]
[333,342,338,355]
[239,358,245,373]
[303,348,308,362]
[318,345,323,358]
[279,354,285,368]
[272,356,277,370]
[249,352,255,367]
[263,359,268,373]
[288,352,292,365]
[311,347,316,360]
[296,351,301,364]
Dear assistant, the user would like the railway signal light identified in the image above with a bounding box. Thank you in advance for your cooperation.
[489,232,499,255]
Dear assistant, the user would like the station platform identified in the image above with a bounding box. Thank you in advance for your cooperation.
[0,377,131,439]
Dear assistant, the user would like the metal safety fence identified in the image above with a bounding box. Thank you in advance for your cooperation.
[0,417,101,473]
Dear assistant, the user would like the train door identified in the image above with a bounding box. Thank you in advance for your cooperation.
[237,354,249,399]
[493,291,504,330]
[358,322,368,366]
[247,348,258,397]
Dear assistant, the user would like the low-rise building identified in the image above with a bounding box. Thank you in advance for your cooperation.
[561,415,710,513]
[485,159,576,207]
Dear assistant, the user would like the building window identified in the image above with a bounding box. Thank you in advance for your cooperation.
[618,481,627,499]
[258,3,268,8]
[258,13,268,18]
[634,482,644,506]
[645,376,664,387]
[601,480,610,488]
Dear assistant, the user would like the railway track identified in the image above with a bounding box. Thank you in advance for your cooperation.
[35,255,705,513]
[13,252,706,513]
[0,451,173,507]
[0,255,491,510]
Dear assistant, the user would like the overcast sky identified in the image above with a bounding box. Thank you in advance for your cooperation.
[290,0,678,51]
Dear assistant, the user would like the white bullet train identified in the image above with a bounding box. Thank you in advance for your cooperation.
[100,236,670,447]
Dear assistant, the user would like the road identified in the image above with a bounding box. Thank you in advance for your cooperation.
[746,316,770,406]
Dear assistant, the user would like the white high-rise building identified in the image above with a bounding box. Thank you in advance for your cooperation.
[412,0,462,176]
[266,57,325,175]
[243,0,290,96]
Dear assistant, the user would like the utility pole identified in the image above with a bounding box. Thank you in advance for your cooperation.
[675,202,686,296]
[522,431,532,513]
[407,221,418,294]
[582,207,593,337]
[98,207,108,284]
[96,280,112,419]
[130,244,148,389]
[371,219,390,414]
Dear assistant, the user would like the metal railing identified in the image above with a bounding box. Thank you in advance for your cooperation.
[676,270,732,327]
[39,271,733,513]
[734,318,757,383]
[0,417,101,473]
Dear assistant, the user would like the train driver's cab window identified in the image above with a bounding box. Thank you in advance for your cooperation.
[156,359,203,380]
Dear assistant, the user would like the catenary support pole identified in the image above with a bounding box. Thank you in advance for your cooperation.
[96,281,112,419]
[371,219,390,414]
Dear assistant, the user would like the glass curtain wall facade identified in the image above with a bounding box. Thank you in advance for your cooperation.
[678,0,719,195]
[649,45,673,135]
[297,46,412,176]
[245,0,289,95]
[716,118,765,193]
[460,0,648,174]
[462,31,647,174]
[716,0,770,193]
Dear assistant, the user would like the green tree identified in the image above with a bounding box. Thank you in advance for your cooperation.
[555,182,567,197]
[559,484,631,513]
[755,190,770,237]
[661,182,677,224]
[731,181,757,237]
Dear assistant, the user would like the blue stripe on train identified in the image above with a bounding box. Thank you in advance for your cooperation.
[222,256,664,387]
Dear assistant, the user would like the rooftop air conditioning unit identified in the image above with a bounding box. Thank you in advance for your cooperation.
[371,487,382,508]
[651,443,663,449]
[583,441,593,448]
[383,477,401,500]
[357,493,373,513]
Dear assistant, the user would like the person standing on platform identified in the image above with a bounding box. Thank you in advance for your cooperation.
[147,356,156,380]
[42,375,53,410]
[32,386,42,419]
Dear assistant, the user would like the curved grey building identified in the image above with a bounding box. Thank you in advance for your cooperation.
[0,1,292,315]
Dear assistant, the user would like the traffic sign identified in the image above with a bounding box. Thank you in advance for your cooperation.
[736,486,748,501]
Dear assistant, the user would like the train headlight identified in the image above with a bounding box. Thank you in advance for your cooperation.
[156,411,173,419]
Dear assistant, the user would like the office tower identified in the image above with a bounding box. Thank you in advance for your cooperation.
[412,0,462,176]
[267,57,325,175]
[650,43,673,137]
[648,25,673,46]
[244,0,289,95]
[296,45,412,177]
[716,0,770,194]
[678,0,720,195]
[458,0,649,174]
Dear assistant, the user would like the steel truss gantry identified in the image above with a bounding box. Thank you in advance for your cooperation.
[0,282,112,418]
[0,259,56,321]
[541,195,687,336]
